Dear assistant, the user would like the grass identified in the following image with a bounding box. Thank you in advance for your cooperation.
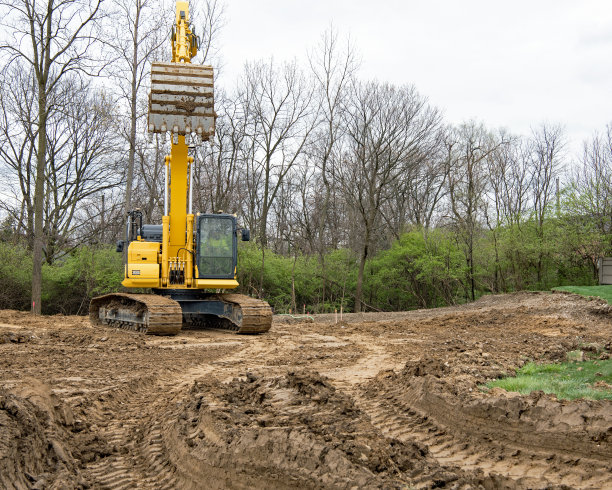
[553,285,612,304]
[487,357,612,400]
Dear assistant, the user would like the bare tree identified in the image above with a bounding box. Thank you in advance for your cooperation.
[0,71,121,261]
[307,27,358,304]
[238,59,317,295]
[194,89,247,214]
[482,130,518,292]
[0,65,38,245]
[0,0,104,313]
[382,125,446,237]
[445,122,503,301]
[240,59,317,246]
[559,126,612,278]
[77,188,125,244]
[106,0,166,218]
[572,125,612,235]
[498,137,532,227]
[43,78,121,260]
[530,123,565,230]
[133,134,165,221]
[341,81,440,311]
[191,0,225,65]
[529,123,565,284]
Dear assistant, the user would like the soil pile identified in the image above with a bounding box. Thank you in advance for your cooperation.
[0,292,609,488]
[362,357,612,489]
[0,379,110,489]
[168,370,431,487]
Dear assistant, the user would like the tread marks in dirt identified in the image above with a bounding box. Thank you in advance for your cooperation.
[0,380,111,489]
[359,359,612,489]
[2,292,612,489]
[82,375,180,490]
[167,370,432,488]
[141,370,531,489]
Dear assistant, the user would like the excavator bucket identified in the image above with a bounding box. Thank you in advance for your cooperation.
[148,62,215,141]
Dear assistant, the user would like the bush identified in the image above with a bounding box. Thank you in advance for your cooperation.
[42,246,124,315]
[0,241,33,310]
[367,230,465,310]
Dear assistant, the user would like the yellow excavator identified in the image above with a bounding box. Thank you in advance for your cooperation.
[90,2,272,335]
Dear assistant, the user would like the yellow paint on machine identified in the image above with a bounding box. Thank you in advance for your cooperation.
[128,241,160,262]
[195,279,239,289]
[123,263,162,288]
[169,138,188,258]
[121,278,239,289]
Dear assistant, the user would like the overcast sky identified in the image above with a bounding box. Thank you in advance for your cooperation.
[215,0,612,159]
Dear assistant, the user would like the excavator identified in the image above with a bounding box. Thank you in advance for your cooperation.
[89,1,272,335]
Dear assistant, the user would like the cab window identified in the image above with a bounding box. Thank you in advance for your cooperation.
[198,217,234,277]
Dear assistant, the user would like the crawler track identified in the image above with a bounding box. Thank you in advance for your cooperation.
[90,293,272,335]
[90,293,183,335]
[219,294,273,334]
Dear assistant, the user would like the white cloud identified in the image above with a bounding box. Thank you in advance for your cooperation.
[216,0,612,157]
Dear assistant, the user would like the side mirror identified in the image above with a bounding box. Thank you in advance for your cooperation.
[116,240,124,252]
[241,229,250,241]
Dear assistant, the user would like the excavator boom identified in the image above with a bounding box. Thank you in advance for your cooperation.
[90,1,272,335]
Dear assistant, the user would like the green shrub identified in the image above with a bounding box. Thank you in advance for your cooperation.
[0,241,33,310]
[42,246,124,315]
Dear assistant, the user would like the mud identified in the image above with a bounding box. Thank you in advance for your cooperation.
[0,291,611,488]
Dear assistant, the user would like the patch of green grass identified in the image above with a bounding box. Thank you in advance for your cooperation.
[553,285,612,304]
[487,358,612,400]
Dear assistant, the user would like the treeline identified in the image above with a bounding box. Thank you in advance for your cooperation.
[0,0,610,314]
[0,209,602,315]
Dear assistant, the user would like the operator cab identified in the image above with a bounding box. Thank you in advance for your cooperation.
[117,211,250,282]
[196,214,249,279]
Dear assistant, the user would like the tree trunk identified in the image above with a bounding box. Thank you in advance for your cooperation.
[355,242,368,312]
[125,2,141,217]
[31,87,47,315]
[291,254,297,312]
[468,233,475,301]
[319,252,326,310]
[259,245,265,299]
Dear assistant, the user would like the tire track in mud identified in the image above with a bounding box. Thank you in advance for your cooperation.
[318,338,611,489]
[357,397,562,489]
[319,339,528,487]
[83,376,169,489]
[3,292,610,488]
[81,338,281,489]
[319,345,506,488]
[354,379,612,489]
[83,387,192,488]
[82,338,438,489]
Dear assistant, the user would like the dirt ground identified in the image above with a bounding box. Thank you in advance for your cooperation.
[0,291,611,489]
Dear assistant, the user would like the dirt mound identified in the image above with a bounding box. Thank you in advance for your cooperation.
[401,358,450,378]
[0,291,610,488]
[0,379,111,489]
[0,330,37,344]
[131,370,544,489]
[155,370,434,488]
[362,359,612,488]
